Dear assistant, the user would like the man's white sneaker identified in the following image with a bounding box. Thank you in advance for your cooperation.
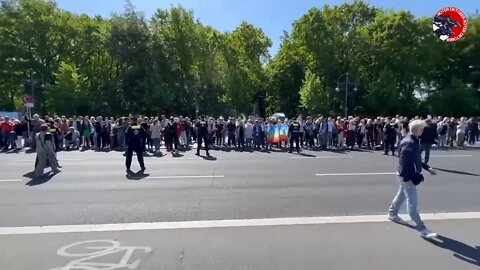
[420,228,438,239]
[387,215,407,225]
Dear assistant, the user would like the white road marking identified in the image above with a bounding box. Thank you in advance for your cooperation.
[290,156,353,159]
[13,159,85,162]
[1,212,479,235]
[0,179,22,182]
[315,172,396,176]
[431,154,473,158]
[145,175,225,179]
[49,240,151,270]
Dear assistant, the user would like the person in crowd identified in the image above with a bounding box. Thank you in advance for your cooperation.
[420,118,438,163]
[245,119,254,148]
[304,117,315,149]
[366,119,374,149]
[1,116,14,150]
[81,118,92,149]
[65,127,80,150]
[356,119,366,148]
[346,119,356,149]
[299,117,305,148]
[227,117,236,148]
[163,118,172,152]
[456,117,467,146]
[253,119,262,150]
[49,119,62,152]
[383,118,398,155]
[150,119,162,154]
[437,118,448,147]
[208,117,216,148]
[468,118,478,145]
[140,117,151,152]
[237,119,245,150]
[336,119,345,149]
[447,117,457,147]
[178,116,187,148]
[388,119,437,239]
[13,119,24,150]
[215,118,224,147]
[170,117,180,154]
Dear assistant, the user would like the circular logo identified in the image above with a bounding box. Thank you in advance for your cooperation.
[433,7,468,42]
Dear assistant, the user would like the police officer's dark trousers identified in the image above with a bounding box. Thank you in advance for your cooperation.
[384,137,395,155]
[290,134,300,152]
[197,135,209,155]
[126,146,144,170]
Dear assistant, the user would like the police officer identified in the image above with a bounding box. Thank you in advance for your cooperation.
[289,118,301,153]
[383,118,398,155]
[196,115,210,156]
[125,117,147,173]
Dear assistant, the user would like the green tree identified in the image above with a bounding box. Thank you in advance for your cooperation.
[299,70,333,115]
[364,67,399,116]
[45,61,88,115]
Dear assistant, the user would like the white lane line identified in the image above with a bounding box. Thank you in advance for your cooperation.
[431,154,473,158]
[315,172,396,176]
[1,212,479,235]
[13,159,85,162]
[290,156,353,159]
[0,179,22,182]
[146,175,225,179]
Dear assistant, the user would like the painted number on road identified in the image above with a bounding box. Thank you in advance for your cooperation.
[49,240,151,270]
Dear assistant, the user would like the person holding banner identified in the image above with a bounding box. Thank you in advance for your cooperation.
[265,118,275,150]
[288,119,301,153]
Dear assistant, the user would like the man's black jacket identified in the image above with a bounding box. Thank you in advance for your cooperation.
[398,134,430,181]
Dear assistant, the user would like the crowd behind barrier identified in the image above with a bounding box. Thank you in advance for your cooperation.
[0,114,479,154]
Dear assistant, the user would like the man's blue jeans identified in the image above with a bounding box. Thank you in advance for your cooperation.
[389,176,426,230]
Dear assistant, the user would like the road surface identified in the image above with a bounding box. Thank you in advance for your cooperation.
[0,145,479,269]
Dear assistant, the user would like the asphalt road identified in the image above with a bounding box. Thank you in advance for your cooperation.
[0,144,479,269]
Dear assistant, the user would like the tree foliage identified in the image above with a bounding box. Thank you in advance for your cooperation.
[0,0,478,117]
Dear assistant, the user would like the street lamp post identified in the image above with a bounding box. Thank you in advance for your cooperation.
[335,72,357,118]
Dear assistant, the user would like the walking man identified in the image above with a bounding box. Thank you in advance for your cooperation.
[388,120,438,239]
[34,124,61,178]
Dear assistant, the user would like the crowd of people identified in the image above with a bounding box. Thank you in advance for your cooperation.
[0,114,479,155]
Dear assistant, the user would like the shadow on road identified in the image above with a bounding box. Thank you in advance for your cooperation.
[425,235,480,267]
[392,220,480,267]
[126,171,150,180]
[294,152,316,157]
[434,146,480,152]
[198,155,217,161]
[24,171,56,186]
[433,167,480,177]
